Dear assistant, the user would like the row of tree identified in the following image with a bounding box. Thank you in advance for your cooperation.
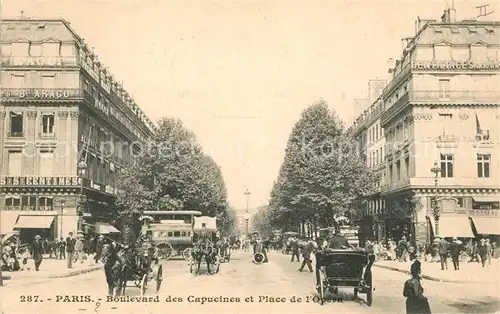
[252,101,377,237]
[114,117,238,240]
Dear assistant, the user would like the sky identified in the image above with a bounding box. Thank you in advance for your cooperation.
[2,0,499,210]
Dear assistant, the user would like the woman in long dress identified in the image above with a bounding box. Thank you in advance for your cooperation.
[403,260,431,313]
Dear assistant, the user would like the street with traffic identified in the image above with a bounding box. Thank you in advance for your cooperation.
[1,251,498,314]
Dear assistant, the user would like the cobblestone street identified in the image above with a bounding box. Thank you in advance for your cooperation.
[1,251,499,313]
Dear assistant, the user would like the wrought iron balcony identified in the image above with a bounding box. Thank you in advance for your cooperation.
[8,131,24,138]
[410,90,500,103]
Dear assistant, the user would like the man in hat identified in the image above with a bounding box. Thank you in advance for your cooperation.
[66,232,76,268]
[32,235,44,271]
[95,235,104,264]
[251,232,268,263]
[478,238,488,267]
[449,237,462,271]
[437,236,449,270]
[327,228,350,250]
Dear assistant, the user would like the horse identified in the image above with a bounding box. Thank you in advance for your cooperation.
[191,240,217,274]
[102,244,140,296]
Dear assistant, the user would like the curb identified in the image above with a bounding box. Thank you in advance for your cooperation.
[373,264,493,284]
[48,265,104,279]
[2,265,103,281]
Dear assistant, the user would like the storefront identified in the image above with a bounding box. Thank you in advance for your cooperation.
[426,215,475,239]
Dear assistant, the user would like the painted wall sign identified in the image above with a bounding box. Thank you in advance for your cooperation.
[1,89,74,100]
[1,176,80,186]
[0,57,63,67]
[412,61,500,71]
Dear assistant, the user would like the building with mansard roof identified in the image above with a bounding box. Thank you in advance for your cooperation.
[0,18,155,242]
[348,9,500,248]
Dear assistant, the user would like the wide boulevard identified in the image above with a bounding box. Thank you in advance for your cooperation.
[1,251,499,314]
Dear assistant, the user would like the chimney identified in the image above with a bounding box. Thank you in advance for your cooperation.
[448,8,457,23]
[401,37,414,51]
[441,10,450,23]
[353,98,369,120]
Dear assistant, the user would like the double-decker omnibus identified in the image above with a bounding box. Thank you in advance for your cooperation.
[141,210,202,260]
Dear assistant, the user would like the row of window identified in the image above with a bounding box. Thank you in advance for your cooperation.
[8,111,55,137]
[5,195,53,207]
[369,147,385,168]
[369,123,382,144]
[439,153,491,178]
[1,42,74,58]
[152,231,191,238]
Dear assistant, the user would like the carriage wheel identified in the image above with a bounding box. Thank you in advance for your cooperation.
[156,243,173,260]
[140,274,148,297]
[366,286,373,306]
[155,265,163,293]
[183,248,192,261]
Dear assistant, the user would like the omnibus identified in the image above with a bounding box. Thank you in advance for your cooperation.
[141,210,202,260]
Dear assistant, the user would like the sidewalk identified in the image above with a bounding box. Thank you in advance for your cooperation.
[1,255,103,284]
[374,258,500,284]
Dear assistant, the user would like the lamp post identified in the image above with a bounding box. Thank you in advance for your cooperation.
[244,188,251,236]
[77,160,87,234]
[60,199,66,239]
[430,161,441,237]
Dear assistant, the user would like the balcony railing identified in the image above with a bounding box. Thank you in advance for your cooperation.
[381,176,498,193]
[410,90,500,103]
[38,132,56,138]
[1,88,84,101]
[8,131,24,138]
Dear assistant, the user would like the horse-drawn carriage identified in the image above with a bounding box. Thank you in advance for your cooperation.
[316,249,374,306]
[104,240,163,297]
[188,216,221,275]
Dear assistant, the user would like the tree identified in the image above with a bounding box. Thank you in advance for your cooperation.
[251,205,274,236]
[268,100,376,231]
[114,117,230,229]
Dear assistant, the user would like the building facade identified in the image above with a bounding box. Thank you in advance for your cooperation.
[0,18,155,242]
[349,10,500,247]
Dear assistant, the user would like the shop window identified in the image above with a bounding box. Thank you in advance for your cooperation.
[5,196,21,208]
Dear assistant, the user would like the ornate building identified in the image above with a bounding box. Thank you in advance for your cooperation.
[0,18,155,242]
[349,10,500,247]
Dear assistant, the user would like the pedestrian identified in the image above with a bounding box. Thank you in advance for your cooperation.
[32,235,44,271]
[470,241,479,263]
[74,235,85,264]
[298,238,314,272]
[58,237,66,260]
[327,228,349,249]
[449,237,462,271]
[437,236,448,270]
[20,249,29,271]
[291,237,300,262]
[66,232,76,269]
[403,260,432,313]
[478,238,488,267]
[486,239,492,266]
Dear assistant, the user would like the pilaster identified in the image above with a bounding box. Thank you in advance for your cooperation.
[69,110,80,175]
[57,110,69,175]
[0,110,6,176]
[25,110,37,175]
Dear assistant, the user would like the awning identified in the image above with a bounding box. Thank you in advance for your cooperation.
[427,216,474,238]
[13,215,55,229]
[473,196,500,203]
[1,211,20,235]
[96,223,120,234]
[470,217,500,235]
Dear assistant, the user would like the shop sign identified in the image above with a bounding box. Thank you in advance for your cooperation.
[470,209,499,216]
[90,181,101,191]
[411,61,500,71]
[1,176,80,186]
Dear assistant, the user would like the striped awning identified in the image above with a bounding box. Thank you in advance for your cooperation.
[427,216,474,238]
[13,215,55,229]
[470,217,500,235]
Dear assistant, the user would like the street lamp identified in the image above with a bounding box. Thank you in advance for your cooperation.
[60,199,66,239]
[430,161,441,237]
[244,212,251,238]
[77,160,87,234]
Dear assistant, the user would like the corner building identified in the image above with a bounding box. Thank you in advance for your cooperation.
[0,19,155,242]
[350,11,500,247]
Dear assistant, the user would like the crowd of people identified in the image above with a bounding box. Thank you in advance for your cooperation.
[0,232,119,272]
